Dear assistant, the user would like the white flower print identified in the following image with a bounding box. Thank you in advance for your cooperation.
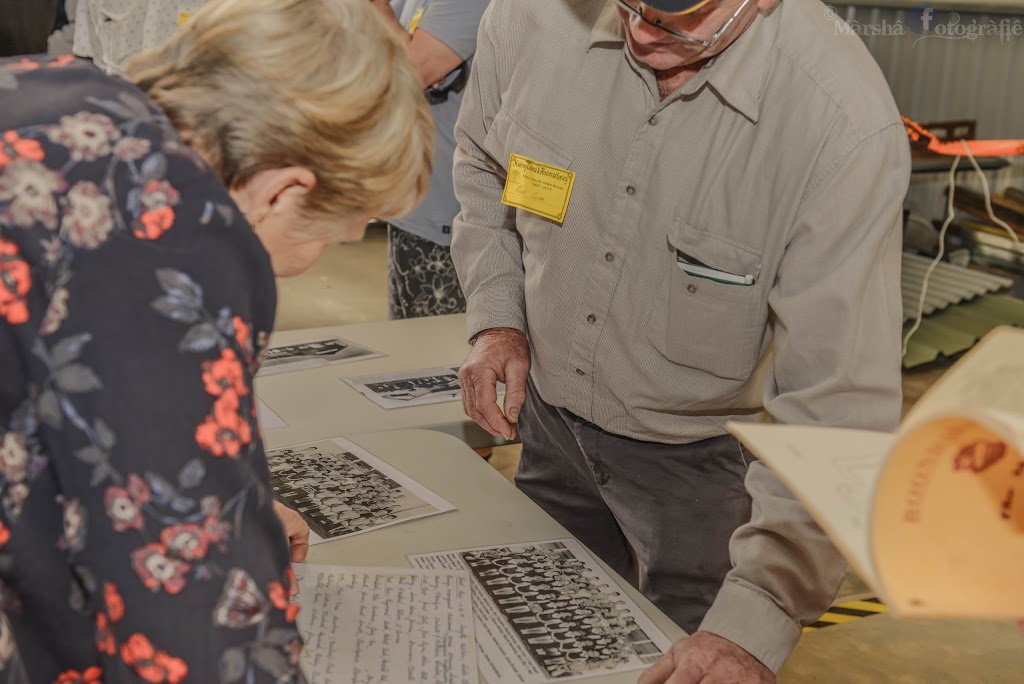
[61,498,87,553]
[0,433,29,484]
[139,179,180,211]
[112,136,151,162]
[0,160,65,229]
[61,181,114,249]
[45,111,121,162]
[39,286,69,335]
[0,614,15,669]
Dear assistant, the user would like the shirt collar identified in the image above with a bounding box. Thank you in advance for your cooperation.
[587,0,780,124]
[588,1,626,48]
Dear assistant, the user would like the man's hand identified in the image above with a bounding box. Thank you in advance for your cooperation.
[639,632,774,684]
[273,500,310,563]
[459,328,530,441]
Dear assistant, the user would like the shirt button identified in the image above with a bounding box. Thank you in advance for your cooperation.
[576,368,586,376]
[587,314,597,324]
[625,185,636,196]
[650,116,658,126]
[605,252,615,262]
[687,283,698,294]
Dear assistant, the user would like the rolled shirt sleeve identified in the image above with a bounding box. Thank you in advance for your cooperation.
[699,125,911,672]
[450,1,528,341]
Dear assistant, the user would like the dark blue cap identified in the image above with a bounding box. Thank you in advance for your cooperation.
[642,0,715,14]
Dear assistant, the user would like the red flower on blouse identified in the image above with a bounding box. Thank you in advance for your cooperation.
[131,544,189,595]
[233,315,251,354]
[201,348,247,397]
[268,581,288,610]
[49,55,76,68]
[268,581,300,622]
[6,58,39,72]
[135,206,175,240]
[194,390,252,458]
[121,634,188,684]
[160,523,209,561]
[104,474,152,532]
[0,130,44,168]
[0,237,31,325]
[104,582,125,622]
[95,612,116,656]
[53,667,102,684]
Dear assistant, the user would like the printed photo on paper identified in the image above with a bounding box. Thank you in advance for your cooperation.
[267,437,454,544]
[410,539,672,684]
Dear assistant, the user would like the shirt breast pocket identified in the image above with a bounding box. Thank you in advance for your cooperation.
[648,221,767,381]
[485,111,574,263]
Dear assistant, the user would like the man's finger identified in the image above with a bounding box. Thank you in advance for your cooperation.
[502,358,529,424]
[459,367,475,419]
[475,367,513,439]
[463,372,502,437]
[637,651,675,684]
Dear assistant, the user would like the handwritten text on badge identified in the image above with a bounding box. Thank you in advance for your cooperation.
[501,154,576,223]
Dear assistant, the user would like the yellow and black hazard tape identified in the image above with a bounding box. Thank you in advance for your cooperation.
[803,598,888,632]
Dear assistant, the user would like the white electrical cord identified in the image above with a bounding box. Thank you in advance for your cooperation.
[901,141,1023,357]
[902,155,960,356]
[961,142,1022,248]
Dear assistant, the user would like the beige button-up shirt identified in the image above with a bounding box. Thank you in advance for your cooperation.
[452,0,910,671]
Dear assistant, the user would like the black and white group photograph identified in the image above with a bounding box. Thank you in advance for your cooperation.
[258,336,383,376]
[266,438,454,543]
[345,365,466,409]
[411,539,673,684]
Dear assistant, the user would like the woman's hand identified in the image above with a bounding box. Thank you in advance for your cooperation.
[273,500,310,563]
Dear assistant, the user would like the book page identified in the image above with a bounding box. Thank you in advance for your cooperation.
[726,423,894,593]
[294,564,477,684]
[409,539,672,684]
[903,326,1024,429]
[871,410,1024,618]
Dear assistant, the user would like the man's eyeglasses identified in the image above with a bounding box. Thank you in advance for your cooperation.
[614,0,754,49]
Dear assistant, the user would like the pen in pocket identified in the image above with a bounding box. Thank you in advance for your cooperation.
[676,255,755,286]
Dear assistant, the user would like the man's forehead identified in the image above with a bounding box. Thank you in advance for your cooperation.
[642,0,717,14]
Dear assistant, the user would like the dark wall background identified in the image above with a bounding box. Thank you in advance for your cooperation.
[0,0,61,57]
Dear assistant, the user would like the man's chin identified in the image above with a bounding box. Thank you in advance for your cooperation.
[627,41,699,72]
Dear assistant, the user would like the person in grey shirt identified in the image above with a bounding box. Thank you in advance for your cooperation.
[452,0,910,681]
[371,0,491,319]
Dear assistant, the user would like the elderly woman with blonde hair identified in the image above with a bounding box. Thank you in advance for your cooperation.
[0,0,431,681]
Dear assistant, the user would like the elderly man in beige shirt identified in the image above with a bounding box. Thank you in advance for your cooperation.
[453,0,910,681]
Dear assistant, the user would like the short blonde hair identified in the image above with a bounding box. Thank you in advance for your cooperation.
[125,0,432,219]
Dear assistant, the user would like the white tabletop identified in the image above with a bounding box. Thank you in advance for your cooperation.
[286,428,686,684]
[257,314,508,449]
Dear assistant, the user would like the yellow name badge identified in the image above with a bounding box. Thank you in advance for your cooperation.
[178,12,194,26]
[408,7,425,35]
[501,154,576,223]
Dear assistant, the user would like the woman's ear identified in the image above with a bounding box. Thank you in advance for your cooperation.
[230,167,317,222]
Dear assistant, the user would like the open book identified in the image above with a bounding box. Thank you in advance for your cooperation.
[728,326,1024,619]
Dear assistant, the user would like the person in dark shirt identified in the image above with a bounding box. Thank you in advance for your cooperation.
[0,0,432,681]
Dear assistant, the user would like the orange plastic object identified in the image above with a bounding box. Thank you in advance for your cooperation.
[903,116,1024,158]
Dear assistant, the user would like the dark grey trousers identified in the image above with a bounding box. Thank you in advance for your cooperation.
[516,378,754,634]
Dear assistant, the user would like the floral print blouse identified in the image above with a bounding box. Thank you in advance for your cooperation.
[0,56,306,683]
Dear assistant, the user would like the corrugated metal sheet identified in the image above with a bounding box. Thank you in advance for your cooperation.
[832,4,1024,139]
[903,293,1024,366]
[902,252,1013,319]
